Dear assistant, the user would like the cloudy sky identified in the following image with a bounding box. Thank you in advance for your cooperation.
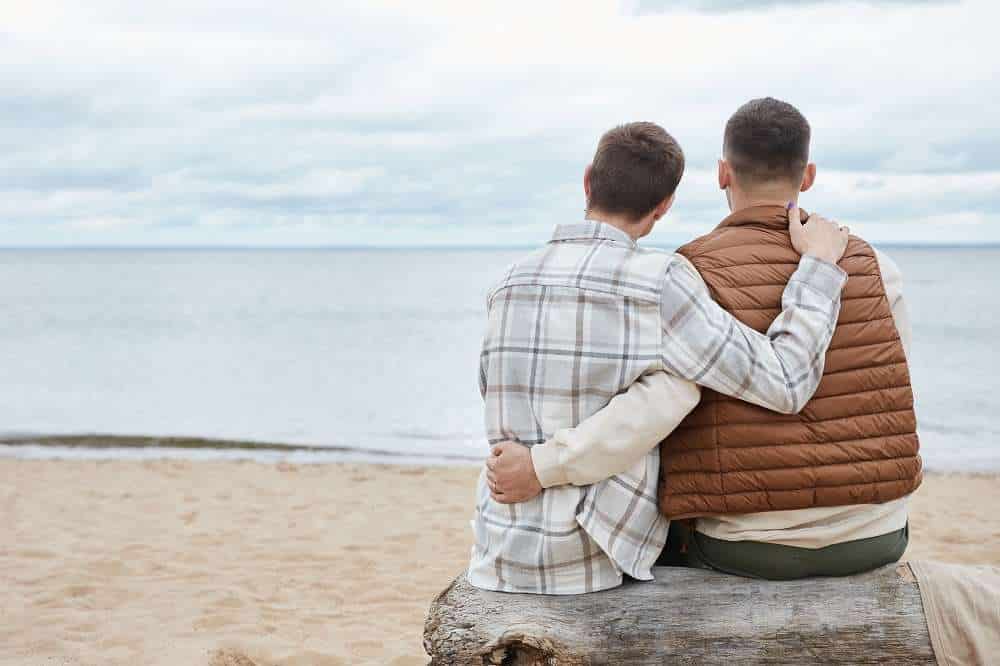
[1,0,997,247]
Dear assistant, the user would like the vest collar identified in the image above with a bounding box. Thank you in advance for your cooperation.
[717,204,809,232]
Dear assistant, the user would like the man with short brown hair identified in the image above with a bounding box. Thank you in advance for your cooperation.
[486,99,920,581]
[586,122,686,220]
[470,120,851,594]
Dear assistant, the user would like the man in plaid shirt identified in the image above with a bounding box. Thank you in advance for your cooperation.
[470,122,850,594]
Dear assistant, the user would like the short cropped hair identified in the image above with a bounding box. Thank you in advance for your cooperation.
[587,122,685,221]
[724,97,810,185]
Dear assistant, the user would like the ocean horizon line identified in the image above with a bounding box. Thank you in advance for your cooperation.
[2,242,998,251]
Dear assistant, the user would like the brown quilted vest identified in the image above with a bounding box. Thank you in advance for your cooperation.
[658,205,922,519]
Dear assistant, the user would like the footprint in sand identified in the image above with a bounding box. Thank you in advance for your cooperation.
[193,613,234,631]
[347,640,386,659]
[12,548,57,559]
[211,594,245,610]
[208,649,260,666]
[64,584,96,598]
[388,658,427,666]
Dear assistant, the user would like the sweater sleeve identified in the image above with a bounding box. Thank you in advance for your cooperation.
[873,249,912,359]
[530,372,700,488]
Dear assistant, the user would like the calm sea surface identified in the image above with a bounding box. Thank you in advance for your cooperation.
[1,247,997,470]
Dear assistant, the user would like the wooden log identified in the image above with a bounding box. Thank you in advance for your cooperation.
[423,564,935,665]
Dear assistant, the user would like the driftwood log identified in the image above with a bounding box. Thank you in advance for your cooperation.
[424,564,935,665]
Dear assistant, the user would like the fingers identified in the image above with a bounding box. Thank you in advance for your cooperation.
[787,202,801,226]
[810,214,846,236]
[807,213,831,228]
[790,209,849,236]
[491,486,523,504]
[487,466,512,503]
[488,467,508,502]
[787,202,803,239]
[487,468,512,501]
[491,491,511,503]
[486,439,534,505]
[492,440,517,456]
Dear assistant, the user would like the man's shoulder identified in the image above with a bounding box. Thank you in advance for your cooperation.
[841,235,903,284]
[866,245,904,293]
[485,245,550,299]
[486,241,681,306]
[868,245,900,275]
[673,228,719,258]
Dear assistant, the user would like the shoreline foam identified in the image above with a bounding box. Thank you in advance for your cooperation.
[0,433,483,467]
[1,433,996,472]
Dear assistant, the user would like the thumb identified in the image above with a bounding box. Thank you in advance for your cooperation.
[787,201,804,248]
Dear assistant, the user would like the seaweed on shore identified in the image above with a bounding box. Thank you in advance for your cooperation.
[0,434,482,461]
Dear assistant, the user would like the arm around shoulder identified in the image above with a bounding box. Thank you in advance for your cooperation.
[659,252,846,415]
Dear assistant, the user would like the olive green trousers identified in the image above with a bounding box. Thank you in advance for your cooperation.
[656,521,908,581]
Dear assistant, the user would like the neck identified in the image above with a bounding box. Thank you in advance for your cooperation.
[585,208,646,240]
[728,185,799,214]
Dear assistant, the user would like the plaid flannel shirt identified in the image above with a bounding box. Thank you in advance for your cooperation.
[469,221,847,594]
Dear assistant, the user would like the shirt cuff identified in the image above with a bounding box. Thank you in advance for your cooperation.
[530,440,569,488]
[792,255,848,301]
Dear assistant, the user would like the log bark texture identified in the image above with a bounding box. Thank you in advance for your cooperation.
[424,564,935,665]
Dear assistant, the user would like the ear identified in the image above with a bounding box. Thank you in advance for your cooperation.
[655,192,675,219]
[800,163,816,193]
[644,193,675,237]
[718,159,731,190]
[583,164,593,200]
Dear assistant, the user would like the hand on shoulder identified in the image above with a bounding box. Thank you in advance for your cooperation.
[788,204,850,265]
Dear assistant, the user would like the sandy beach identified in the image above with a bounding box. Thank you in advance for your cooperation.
[2,459,998,665]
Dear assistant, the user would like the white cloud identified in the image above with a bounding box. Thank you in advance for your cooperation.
[627,0,956,13]
[0,0,997,245]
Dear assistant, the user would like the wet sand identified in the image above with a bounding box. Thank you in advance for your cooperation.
[1,459,997,665]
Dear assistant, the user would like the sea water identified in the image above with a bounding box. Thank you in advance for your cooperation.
[0,247,996,470]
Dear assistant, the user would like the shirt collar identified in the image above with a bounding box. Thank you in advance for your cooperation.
[717,204,810,231]
[550,220,638,248]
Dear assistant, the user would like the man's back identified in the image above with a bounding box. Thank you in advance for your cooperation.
[659,205,922,520]
[691,223,917,555]
[471,221,676,594]
[480,223,673,446]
